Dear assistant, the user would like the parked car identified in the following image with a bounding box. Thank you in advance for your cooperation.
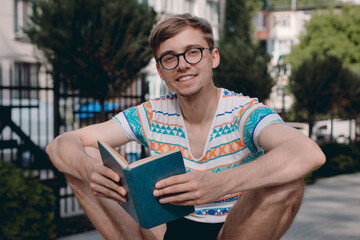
[286,122,309,137]
[312,119,356,144]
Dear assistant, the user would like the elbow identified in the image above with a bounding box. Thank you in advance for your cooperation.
[45,135,61,167]
[308,140,326,171]
[45,133,71,172]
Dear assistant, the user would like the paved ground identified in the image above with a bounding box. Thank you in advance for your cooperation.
[58,173,360,240]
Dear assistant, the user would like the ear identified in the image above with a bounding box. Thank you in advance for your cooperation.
[211,48,220,69]
[156,63,165,80]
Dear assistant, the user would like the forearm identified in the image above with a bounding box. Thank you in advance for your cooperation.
[221,137,325,194]
[46,132,94,181]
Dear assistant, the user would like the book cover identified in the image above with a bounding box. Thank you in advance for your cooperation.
[97,141,194,229]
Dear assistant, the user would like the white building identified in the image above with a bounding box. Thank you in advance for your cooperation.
[0,0,46,98]
[0,0,53,148]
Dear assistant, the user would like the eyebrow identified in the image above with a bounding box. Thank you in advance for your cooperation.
[158,44,203,58]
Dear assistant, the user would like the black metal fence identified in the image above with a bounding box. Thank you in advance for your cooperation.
[0,70,147,234]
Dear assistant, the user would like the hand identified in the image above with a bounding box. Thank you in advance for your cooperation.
[153,171,226,206]
[89,162,127,203]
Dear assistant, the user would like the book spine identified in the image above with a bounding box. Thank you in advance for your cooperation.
[124,169,144,225]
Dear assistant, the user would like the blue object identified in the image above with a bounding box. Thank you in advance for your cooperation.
[76,102,125,118]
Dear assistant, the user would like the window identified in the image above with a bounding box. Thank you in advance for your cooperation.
[273,15,290,27]
[206,0,219,23]
[13,62,39,99]
[277,40,293,54]
[14,0,34,38]
[254,13,267,30]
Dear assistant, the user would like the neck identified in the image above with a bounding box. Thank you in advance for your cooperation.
[178,86,221,124]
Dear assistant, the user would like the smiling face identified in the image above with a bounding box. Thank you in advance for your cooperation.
[156,27,220,98]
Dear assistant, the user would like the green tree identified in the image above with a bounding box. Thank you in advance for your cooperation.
[336,69,360,141]
[215,0,274,102]
[270,0,341,9]
[289,54,344,137]
[222,0,264,42]
[26,0,157,119]
[215,37,273,101]
[287,4,360,71]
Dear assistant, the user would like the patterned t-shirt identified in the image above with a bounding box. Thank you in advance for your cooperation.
[114,88,283,223]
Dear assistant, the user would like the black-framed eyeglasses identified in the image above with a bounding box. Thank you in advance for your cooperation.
[157,47,213,70]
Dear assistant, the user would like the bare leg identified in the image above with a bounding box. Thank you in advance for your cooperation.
[65,147,166,240]
[218,179,304,240]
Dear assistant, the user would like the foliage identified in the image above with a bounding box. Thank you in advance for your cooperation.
[337,69,360,119]
[0,162,56,240]
[287,5,360,71]
[269,0,341,9]
[214,37,273,101]
[222,0,264,42]
[215,0,274,102]
[289,54,343,136]
[26,0,157,100]
[314,142,360,177]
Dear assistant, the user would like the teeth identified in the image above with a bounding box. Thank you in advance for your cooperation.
[178,75,195,81]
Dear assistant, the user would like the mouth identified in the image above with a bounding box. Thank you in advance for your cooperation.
[176,74,197,82]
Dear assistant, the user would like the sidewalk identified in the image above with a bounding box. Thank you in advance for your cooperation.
[57,173,360,240]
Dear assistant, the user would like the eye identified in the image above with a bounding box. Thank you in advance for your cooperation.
[163,54,176,63]
[187,48,200,56]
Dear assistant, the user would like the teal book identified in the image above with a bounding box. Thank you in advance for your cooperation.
[97,141,195,229]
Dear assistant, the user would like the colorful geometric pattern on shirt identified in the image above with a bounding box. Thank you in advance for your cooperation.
[148,138,246,162]
[151,121,186,138]
[114,88,283,223]
[191,207,231,216]
[209,120,238,142]
[223,89,242,97]
[211,193,242,204]
[122,106,148,147]
[147,139,257,173]
[210,98,258,142]
[242,107,281,153]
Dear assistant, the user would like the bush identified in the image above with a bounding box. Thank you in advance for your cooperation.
[315,142,360,178]
[0,162,56,240]
[304,172,316,185]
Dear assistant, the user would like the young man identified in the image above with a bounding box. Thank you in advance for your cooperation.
[46,14,325,240]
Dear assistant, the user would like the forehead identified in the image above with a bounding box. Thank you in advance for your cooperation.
[157,27,207,56]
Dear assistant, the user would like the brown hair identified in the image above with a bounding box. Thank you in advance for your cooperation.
[149,13,214,58]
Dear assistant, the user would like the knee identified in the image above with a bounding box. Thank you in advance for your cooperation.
[258,179,304,208]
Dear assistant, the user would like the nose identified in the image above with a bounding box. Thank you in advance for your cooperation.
[177,54,191,70]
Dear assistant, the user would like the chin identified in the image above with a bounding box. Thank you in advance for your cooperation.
[177,87,203,98]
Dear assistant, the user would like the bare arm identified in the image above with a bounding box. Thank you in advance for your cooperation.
[221,123,325,193]
[154,123,326,205]
[46,119,131,201]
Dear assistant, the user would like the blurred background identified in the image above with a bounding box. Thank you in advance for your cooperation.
[1,0,360,239]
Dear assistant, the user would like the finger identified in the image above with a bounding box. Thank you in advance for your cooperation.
[154,181,193,197]
[90,182,127,202]
[93,191,127,203]
[158,191,199,205]
[90,172,126,196]
[155,173,189,189]
[95,164,120,182]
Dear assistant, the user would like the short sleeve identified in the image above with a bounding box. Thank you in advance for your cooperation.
[113,103,150,148]
[240,102,283,154]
